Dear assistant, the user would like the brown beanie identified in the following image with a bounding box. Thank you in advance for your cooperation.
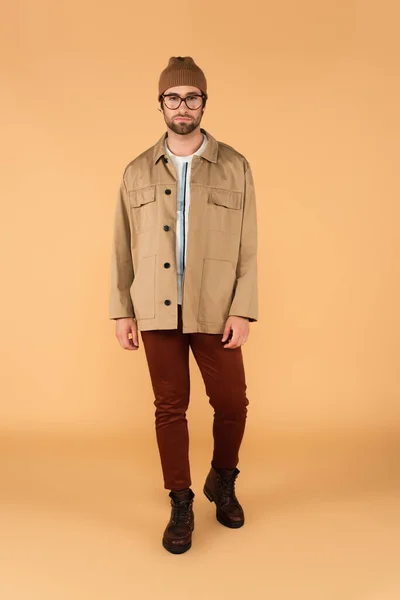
[158,56,207,101]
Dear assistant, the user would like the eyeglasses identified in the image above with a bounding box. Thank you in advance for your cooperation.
[161,93,205,110]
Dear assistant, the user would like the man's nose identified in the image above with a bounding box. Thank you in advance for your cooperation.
[177,99,189,112]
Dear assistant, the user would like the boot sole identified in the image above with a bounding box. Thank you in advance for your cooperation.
[203,486,244,529]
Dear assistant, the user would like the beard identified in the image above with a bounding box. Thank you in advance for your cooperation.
[164,111,203,135]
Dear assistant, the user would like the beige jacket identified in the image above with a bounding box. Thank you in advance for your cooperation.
[109,127,258,333]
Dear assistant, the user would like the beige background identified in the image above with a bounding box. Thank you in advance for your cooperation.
[1,1,399,598]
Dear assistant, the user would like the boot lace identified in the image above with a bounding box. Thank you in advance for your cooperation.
[219,471,239,504]
[170,499,192,527]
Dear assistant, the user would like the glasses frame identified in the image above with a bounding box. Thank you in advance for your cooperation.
[161,93,206,110]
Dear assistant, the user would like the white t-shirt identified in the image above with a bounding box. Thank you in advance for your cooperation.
[164,132,208,305]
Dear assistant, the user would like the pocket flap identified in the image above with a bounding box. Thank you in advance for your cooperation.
[210,188,242,210]
[128,186,156,208]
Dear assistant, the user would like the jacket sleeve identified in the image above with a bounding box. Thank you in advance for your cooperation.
[109,177,135,320]
[228,160,258,322]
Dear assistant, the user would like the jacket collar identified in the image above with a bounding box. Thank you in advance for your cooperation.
[153,127,218,165]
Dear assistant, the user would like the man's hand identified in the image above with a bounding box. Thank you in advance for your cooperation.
[115,317,139,351]
[221,316,250,349]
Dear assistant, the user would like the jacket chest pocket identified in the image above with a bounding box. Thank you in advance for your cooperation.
[128,185,157,231]
[207,188,243,234]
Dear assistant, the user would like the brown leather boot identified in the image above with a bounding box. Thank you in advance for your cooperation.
[203,463,244,528]
[162,488,195,554]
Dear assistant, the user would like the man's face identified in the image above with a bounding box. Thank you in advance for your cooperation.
[160,85,205,135]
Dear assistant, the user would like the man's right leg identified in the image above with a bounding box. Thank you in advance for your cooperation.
[140,309,191,491]
[140,306,194,553]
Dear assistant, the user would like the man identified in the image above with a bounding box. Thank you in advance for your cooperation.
[109,56,258,554]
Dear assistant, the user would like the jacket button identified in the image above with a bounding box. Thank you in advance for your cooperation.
[163,225,170,231]
[164,262,170,269]
[165,189,171,195]
[164,299,171,306]
[163,157,168,163]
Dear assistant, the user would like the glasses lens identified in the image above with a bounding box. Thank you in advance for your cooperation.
[164,95,202,110]
[164,95,180,109]
[186,95,202,109]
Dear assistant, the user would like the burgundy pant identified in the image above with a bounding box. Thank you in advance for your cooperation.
[140,304,249,490]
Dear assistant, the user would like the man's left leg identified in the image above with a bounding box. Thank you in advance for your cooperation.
[189,332,249,528]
